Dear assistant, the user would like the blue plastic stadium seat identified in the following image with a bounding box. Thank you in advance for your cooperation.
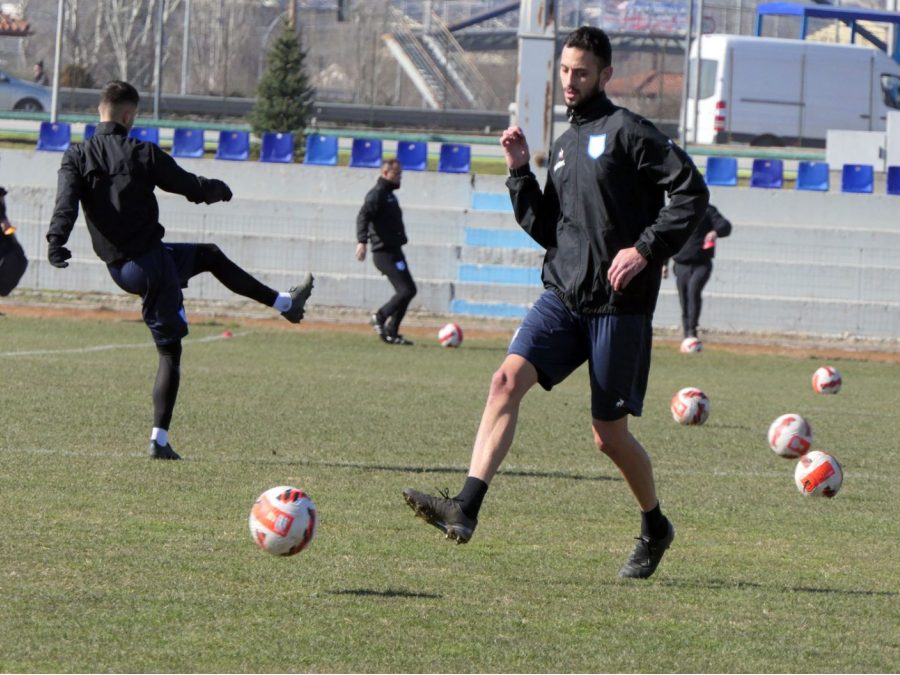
[796,161,830,192]
[705,156,738,186]
[438,143,471,173]
[215,130,249,161]
[83,123,96,141]
[349,138,383,168]
[171,128,205,158]
[304,135,338,166]
[841,164,874,194]
[886,166,900,196]
[260,132,294,163]
[129,127,159,144]
[396,141,427,171]
[36,121,71,151]
[749,158,783,189]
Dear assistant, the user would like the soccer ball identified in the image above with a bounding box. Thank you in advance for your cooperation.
[249,486,317,556]
[670,387,710,425]
[680,337,703,353]
[767,413,813,458]
[438,322,463,348]
[812,366,842,394]
[794,450,843,498]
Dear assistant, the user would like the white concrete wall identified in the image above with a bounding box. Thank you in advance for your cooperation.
[3,149,899,340]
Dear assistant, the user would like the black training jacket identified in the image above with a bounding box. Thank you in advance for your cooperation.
[672,204,732,265]
[47,122,225,264]
[356,177,408,252]
[507,92,709,315]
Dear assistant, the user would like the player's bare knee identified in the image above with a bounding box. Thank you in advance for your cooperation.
[488,367,523,402]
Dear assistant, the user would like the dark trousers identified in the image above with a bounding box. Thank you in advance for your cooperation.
[372,249,417,335]
[674,260,713,338]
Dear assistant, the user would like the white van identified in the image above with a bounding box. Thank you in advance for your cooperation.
[683,34,900,147]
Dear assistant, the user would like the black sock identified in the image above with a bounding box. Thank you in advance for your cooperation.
[641,502,668,539]
[454,476,488,520]
[153,340,182,431]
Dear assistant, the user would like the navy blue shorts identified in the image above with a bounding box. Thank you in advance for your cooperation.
[107,243,198,346]
[508,291,652,420]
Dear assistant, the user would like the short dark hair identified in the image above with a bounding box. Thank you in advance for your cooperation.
[100,80,140,109]
[563,26,612,68]
[382,158,401,172]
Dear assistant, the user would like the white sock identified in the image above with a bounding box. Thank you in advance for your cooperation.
[273,292,292,313]
[151,427,168,446]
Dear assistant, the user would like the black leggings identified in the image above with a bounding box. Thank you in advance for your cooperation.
[674,260,713,338]
[191,243,277,307]
[153,340,182,430]
[373,249,417,335]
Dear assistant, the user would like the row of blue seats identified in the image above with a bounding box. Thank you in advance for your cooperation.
[705,156,900,195]
[34,121,473,173]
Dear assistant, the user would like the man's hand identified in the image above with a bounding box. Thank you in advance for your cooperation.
[48,242,72,268]
[608,247,647,292]
[500,126,530,170]
[206,179,233,204]
[355,242,366,262]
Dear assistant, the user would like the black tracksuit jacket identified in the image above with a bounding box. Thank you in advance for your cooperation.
[507,92,709,315]
[356,177,408,252]
[47,122,226,264]
[671,204,732,265]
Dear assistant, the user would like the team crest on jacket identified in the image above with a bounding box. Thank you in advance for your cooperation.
[587,134,607,159]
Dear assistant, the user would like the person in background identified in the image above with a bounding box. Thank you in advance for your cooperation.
[33,61,49,86]
[46,80,314,460]
[663,204,732,340]
[355,158,417,346]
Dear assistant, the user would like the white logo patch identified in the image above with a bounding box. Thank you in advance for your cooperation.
[588,134,607,159]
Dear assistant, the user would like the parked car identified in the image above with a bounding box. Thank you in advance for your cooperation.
[0,69,51,112]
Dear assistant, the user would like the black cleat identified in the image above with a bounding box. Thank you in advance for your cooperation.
[148,441,181,460]
[388,334,414,346]
[402,488,476,544]
[618,519,675,579]
[281,273,314,323]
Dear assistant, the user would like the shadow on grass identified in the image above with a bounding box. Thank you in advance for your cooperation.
[330,588,442,599]
[313,460,622,483]
[658,577,898,598]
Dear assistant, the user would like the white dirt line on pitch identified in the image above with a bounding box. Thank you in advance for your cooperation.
[0,331,251,358]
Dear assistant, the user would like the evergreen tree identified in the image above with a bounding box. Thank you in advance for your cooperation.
[251,20,314,156]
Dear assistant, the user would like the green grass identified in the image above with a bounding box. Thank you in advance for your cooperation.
[0,315,897,672]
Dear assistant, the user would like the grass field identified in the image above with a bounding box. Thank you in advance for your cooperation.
[0,313,897,672]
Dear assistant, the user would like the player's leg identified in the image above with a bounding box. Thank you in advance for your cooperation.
[174,243,313,323]
[403,291,585,543]
[685,261,712,337]
[673,261,692,338]
[107,244,186,459]
[587,313,674,578]
[371,250,416,343]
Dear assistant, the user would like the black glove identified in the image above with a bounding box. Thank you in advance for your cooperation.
[205,179,232,204]
[48,239,72,268]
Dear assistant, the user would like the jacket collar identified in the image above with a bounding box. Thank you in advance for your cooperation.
[567,91,616,127]
[95,121,129,136]
[377,176,399,192]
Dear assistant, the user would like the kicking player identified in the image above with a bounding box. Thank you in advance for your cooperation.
[46,80,314,460]
[403,27,708,579]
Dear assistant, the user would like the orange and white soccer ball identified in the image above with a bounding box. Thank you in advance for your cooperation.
[670,387,710,425]
[680,337,703,353]
[767,413,813,459]
[438,322,463,348]
[249,486,317,556]
[794,450,843,498]
[812,366,842,394]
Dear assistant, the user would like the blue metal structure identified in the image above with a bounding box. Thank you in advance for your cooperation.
[756,3,900,63]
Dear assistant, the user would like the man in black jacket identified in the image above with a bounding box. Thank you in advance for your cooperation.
[355,158,416,345]
[46,80,314,460]
[403,27,708,579]
[664,204,732,340]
